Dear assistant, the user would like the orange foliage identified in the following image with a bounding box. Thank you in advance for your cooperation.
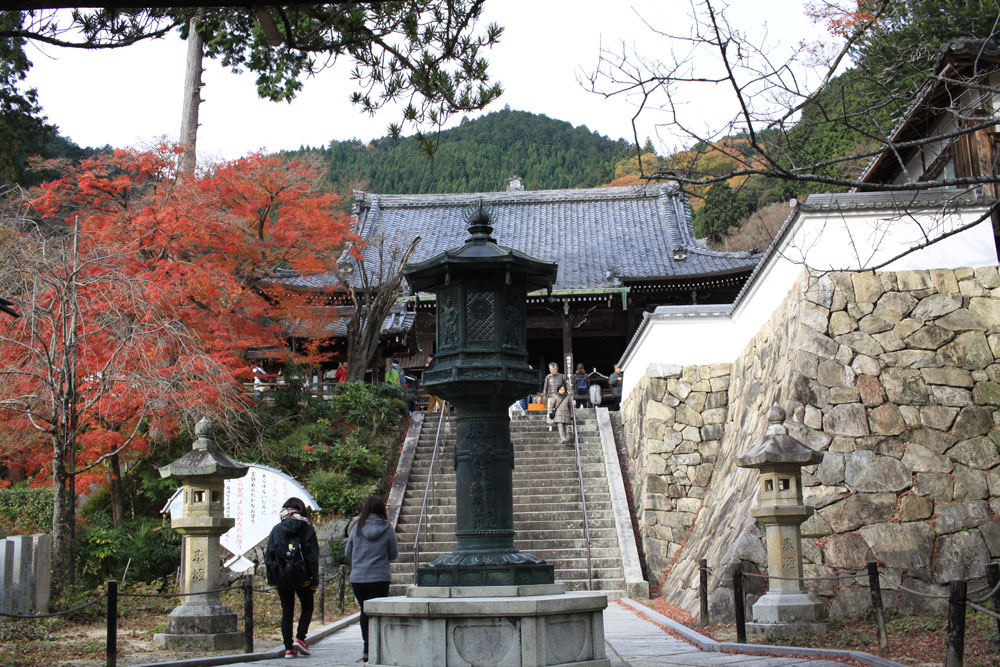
[0,145,354,485]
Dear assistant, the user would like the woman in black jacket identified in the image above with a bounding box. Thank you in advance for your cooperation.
[265,497,320,659]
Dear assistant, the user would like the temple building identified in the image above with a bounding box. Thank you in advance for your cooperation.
[324,180,762,377]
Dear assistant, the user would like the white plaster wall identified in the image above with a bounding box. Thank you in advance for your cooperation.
[620,204,996,399]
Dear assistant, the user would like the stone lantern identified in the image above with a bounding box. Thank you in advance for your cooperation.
[403,201,558,587]
[362,202,609,667]
[155,417,248,650]
[736,405,828,634]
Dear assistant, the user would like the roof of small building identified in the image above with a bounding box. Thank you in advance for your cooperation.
[276,183,761,292]
[858,38,1000,186]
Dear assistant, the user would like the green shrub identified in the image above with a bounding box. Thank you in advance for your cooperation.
[76,517,179,587]
[306,469,375,517]
[0,484,52,537]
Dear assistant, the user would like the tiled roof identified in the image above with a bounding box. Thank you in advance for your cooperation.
[284,305,415,338]
[279,183,761,291]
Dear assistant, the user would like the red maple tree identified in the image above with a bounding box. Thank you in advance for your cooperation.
[0,146,353,586]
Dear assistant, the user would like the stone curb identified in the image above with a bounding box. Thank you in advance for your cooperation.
[386,411,425,527]
[133,613,360,667]
[618,598,905,667]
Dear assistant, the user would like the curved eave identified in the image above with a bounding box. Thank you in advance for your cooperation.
[404,241,558,293]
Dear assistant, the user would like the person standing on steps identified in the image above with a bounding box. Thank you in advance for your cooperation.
[265,497,320,659]
[608,364,623,410]
[542,362,570,432]
[345,495,398,664]
[550,385,573,444]
[572,362,589,407]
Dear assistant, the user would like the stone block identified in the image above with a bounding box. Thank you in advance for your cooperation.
[818,492,895,533]
[969,296,1000,326]
[815,452,845,486]
[931,385,972,407]
[952,464,988,501]
[899,405,922,427]
[859,522,936,569]
[973,266,1000,288]
[988,466,1000,496]
[817,360,855,388]
[906,324,954,349]
[930,269,960,295]
[859,315,893,334]
[882,367,930,405]
[8,535,32,614]
[912,294,962,321]
[835,331,884,357]
[914,472,954,502]
[829,311,857,336]
[873,291,917,323]
[897,494,933,521]
[894,318,922,339]
[980,521,1000,558]
[898,577,949,614]
[882,349,942,369]
[852,272,883,303]
[972,381,1000,405]
[918,407,959,433]
[868,403,906,436]
[828,587,871,618]
[0,540,13,613]
[901,443,953,473]
[844,451,910,492]
[30,534,50,614]
[934,500,990,535]
[801,301,830,332]
[872,330,904,352]
[941,331,993,370]
[896,270,933,291]
[823,534,871,570]
[960,279,989,296]
[920,366,974,388]
[856,375,885,407]
[829,387,860,404]
[686,391,708,412]
[824,403,869,437]
[947,436,1000,470]
[938,308,986,331]
[933,531,991,583]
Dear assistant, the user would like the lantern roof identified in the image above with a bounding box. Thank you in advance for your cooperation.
[736,405,824,469]
[403,201,557,294]
[159,417,249,481]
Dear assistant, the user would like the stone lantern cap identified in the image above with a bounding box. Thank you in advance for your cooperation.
[159,417,249,481]
[403,201,557,294]
[736,405,823,469]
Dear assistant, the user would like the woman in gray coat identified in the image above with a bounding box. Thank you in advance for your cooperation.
[551,385,573,444]
[345,495,398,663]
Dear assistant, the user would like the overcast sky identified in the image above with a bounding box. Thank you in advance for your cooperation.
[24,1,831,162]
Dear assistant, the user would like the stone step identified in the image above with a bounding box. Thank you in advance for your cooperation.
[402,488,611,502]
[395,531,622,546]
[394,519,617,533]
[395,508,616,522]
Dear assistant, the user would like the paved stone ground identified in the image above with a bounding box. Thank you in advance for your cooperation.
[218,603,850,666]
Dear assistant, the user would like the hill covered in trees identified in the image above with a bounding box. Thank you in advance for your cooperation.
[290,107,633,195]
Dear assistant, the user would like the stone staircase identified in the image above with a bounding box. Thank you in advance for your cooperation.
[390,409,627,597]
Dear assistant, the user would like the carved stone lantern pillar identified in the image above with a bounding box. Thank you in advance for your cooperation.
[155,418,248,650]
[735,405,828,634]
[403,201,558,587]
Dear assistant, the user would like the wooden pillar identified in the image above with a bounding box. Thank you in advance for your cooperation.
[561,301,573,376]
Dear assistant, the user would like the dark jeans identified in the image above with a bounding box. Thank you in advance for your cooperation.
[278,586,314,650]
[352,581,390,655]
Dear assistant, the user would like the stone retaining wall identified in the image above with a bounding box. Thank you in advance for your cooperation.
[623,267,1000,619]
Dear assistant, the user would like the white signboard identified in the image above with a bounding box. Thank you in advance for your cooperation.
[162,463,320,560]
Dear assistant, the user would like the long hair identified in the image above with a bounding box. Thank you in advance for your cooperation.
[357,495,387,531]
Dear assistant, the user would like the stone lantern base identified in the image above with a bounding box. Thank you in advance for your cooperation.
[154,602,243,651]
[365,585,609,667]
[747,591,829,638]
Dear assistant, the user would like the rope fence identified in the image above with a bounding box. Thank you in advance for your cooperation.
[706,559,1000,666]
[0,562,351,667]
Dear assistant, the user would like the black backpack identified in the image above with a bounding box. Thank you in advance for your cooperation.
[274,533,310,589]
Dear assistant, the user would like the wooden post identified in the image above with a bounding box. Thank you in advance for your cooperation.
[106,580,117,667]
[945,579,967,667]
[699,559,709,627]
[733,562,746,644]
[986,562,1000,643]
[867,561,889,652]
[318,565,326,624]
[338,564,346,614]
[243,573,254,654]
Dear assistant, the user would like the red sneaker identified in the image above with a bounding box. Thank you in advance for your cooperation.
[284,648,298,659]
[294,638,310,655]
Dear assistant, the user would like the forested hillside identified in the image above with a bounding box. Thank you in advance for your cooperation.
[289,107,633,195]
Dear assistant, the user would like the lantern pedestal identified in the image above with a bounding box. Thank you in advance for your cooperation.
[365,586,609,667]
